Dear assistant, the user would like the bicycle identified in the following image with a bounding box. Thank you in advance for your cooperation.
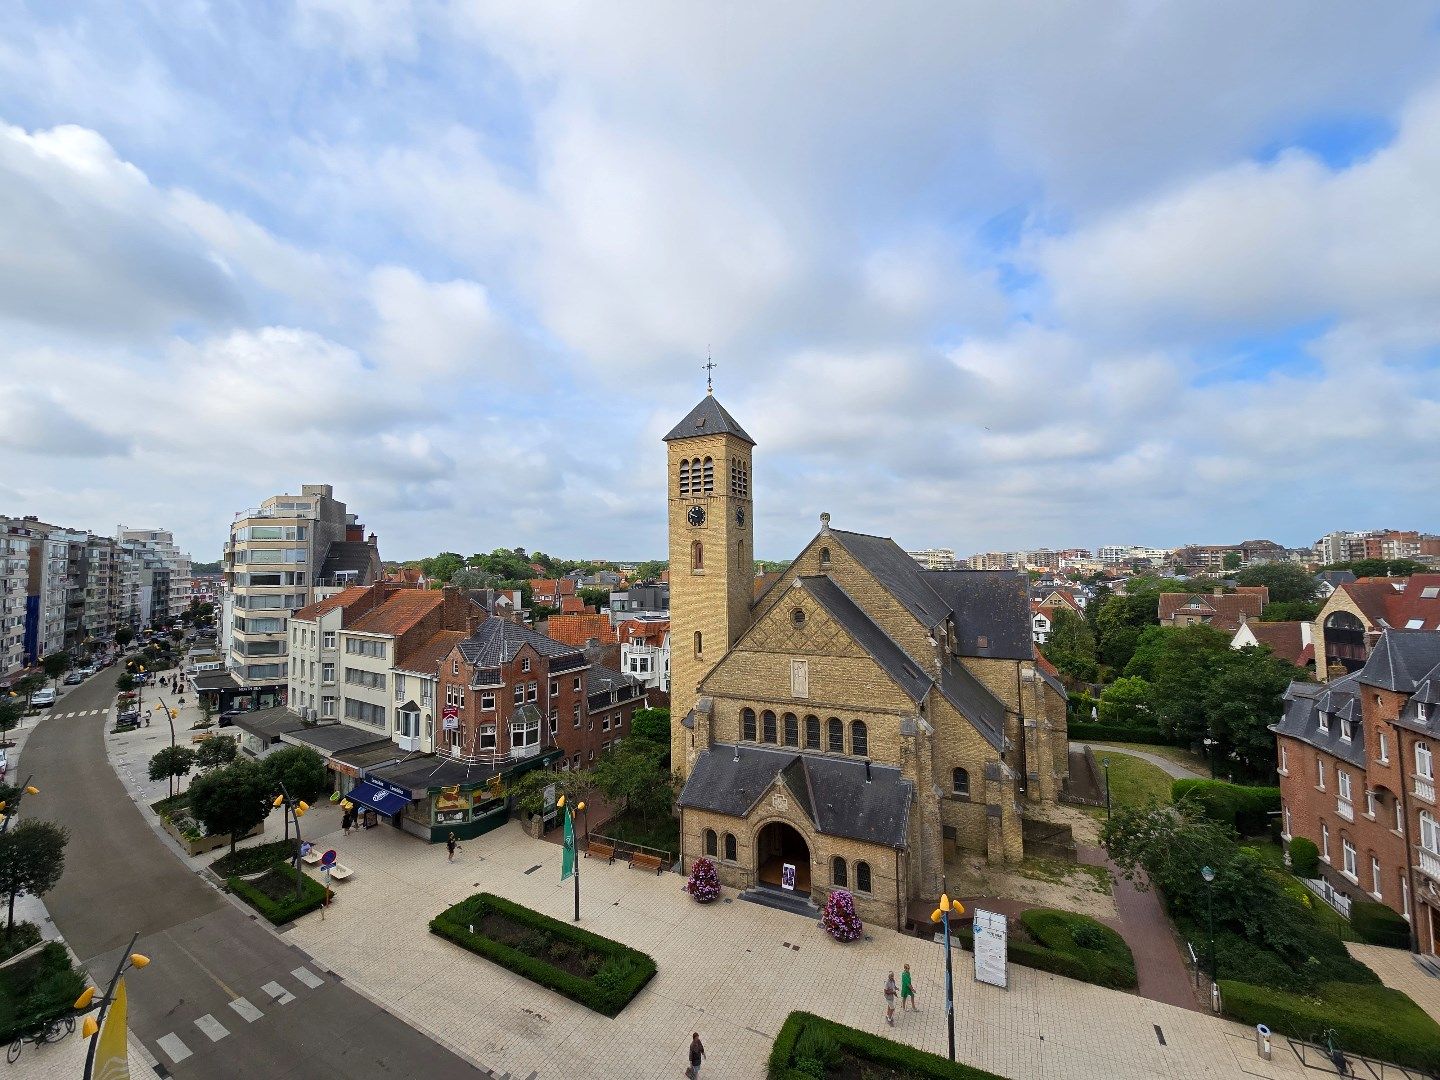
[6,1013,74,1064]
[1318,1027,1352,1077]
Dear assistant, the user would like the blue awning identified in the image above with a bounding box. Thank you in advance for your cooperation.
[347,780,410,817]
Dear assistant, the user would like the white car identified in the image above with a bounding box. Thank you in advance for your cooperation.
[29,688,56,708]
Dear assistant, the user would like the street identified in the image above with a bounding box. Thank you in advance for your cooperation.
[16,669,486,1080]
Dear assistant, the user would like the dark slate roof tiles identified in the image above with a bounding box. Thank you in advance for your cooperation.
[662,395,756,445]
[799,576,931,703]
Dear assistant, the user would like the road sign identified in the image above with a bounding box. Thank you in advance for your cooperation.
[321,849,337,867]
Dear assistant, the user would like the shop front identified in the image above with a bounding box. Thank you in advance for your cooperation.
[280,725,397,799]
[365,748,561,843]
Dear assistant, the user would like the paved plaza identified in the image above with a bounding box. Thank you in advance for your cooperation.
[284,818,1315,1079]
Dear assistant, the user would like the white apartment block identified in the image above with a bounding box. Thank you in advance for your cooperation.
[907,548,959,571]
[118,528,193,618]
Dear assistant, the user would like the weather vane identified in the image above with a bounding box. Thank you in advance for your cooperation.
[704,350,716,394]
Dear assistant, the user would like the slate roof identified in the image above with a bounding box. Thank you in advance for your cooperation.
[830,529,952,630]
[586,663,640,707]
[319,541,378,581]
[936,662,1007,750]
[1271,676,1366,769]
[282,725,393,756]
[232,705,306,741]
[1356,629,1440,693]
[924,570,1035,660]
[1317,570,1357,588]
[799,577,931,703]
[458,617,588,684]
[662,394,756,445]
[677,744,913,848]
[189,671,239,691]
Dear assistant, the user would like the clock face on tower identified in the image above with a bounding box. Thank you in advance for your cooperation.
[735,507,745,526]
[687,505,706,527]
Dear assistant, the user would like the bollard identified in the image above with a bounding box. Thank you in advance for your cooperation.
[1255,1024,1272,1061]
[1211,982,1221,1014]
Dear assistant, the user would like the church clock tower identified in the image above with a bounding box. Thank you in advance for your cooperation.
[664,392,755,776]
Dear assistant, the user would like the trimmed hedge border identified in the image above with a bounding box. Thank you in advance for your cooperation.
[1221,980,1440,1072]
[228,864,327,925]
[429,893,655,1016]
[954,908,1137,990]
[1350,900,1411,949]
[0,941,86,1045]
[1172,779,1279,835]
[1067,722,1184,747]
[211,839,299,878]
[1288,836,1319,878]
[767,1011,1006,1080]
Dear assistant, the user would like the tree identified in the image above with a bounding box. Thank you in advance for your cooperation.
[1098,676,1150,726]
[1235,563,1319,605]
[188,759,273,857]
[630,708,671,747]
[115,673,136,694]
[590,740,675,825]
[578,586,609,611]
[148,745,197,797]
[420,552,465,583]
[1044,608,1098,683]
[1326,558,1427,578]
[1208,646,1308,776]
[1222,552,1242,571]
[632,560,667,582]
[260,745,328,801]
[448,567,503,591]
[41,652,70,688]
[1260,599,1321,622]
[195,736,238,771]
[0,818,68,931]
[114,627,134,648]
[169,628,184,642]
[14,674,44,700]
[0,698,22,746]
[1093,590,1167,673]
[509,768,591,818]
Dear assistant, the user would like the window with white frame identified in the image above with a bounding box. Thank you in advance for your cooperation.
[1419,742,1435,780]
[446,684,465,708]
[513,684,524,705]
[1338,770,1352,804]
[521,657,530,673]
[323,631,336,649]
[1379,731,1390,762]
[1340,717,1353,742]
[1321,822,1331,861]
[452,658,459,676]
[394,674,406,702]
[1342,839,1357,879]
[1422,810,1439,854]
[421,680,434,706]
[481,692,495,710]
[322,663,335,683]
[549,711,558,736]
[1366,790,1376,817]
[1279,744,1288,773]
[527,681,538,702]
[479,723,497,751]
[1372,856,1382,897]
[573,702,581,726]
[321,695,335,717]
[1397,800,1406,833]
[573,676,582,691]
[511,714,540,748]
[550,680,559,696]
[1317,758,1326,790]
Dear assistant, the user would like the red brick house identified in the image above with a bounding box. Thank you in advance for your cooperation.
[1159,587,1268,632]
[1274,629,1440,950]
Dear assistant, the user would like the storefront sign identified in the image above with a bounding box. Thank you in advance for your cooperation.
[369,777,413,799]
[435,787,469,813]
[332,760,360,779]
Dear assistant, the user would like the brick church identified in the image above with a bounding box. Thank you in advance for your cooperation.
[666,392,1070,929]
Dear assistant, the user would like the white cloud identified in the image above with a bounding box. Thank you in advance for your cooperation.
[368,265,514,376]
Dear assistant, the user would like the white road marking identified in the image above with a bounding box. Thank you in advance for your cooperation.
[229,997,264,1023]
[291,966,324,989]
[156,1033,192,1063]
[261,980,295,1004]
[194,1013,229,1042]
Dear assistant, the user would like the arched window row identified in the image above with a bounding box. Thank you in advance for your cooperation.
[702,828,739,863]
[739,708,870,757]
[831,857,872,894]
[678,456,715,496]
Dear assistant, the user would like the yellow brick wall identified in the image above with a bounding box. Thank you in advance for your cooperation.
[1311,588,1373,683]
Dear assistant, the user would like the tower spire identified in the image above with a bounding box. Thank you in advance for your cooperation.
[703,351,716,395]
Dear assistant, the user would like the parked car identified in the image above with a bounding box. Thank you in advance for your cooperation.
[29,688,56,708]
[116,710,140,725]
[63,672,84,685]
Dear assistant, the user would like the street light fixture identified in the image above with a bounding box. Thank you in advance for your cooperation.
[1201,864,1217,1004]
[77,931,151,1080]
[559,795,586,922]
[273,783,310,898]
[929,888,964,1062]
[1202,736,1217,780]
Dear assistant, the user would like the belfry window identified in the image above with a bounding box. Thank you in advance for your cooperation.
[679,459,691,496]
[730,458,749,496]
[702,456,714,492]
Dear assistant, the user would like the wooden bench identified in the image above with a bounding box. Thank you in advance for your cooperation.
[629,852,663,875]
[586,841,615,863]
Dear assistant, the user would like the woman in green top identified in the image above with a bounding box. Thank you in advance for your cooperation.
[900,963,917,1010]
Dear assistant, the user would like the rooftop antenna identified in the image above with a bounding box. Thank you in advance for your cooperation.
[703,351,716,395]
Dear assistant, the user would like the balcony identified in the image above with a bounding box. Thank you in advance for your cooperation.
[1336,798,1354,822]
[1417,777,1437,803]
[1420,847,1440,883]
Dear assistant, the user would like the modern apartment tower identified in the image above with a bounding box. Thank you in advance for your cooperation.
[117,528,193,617]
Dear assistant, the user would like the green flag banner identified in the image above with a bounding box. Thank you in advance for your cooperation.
[561,805,575,882]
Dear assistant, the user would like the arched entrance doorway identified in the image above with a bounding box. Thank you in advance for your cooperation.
[1325,611,1367,673]
[756,821,811,896]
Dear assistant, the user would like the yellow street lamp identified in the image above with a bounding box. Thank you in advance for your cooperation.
[930,889,964,1061]
[79,935,152,1080]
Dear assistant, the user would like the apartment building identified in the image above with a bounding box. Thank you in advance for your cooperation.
[0,520,38,683]
[908,548,959,571]
[221,484,382,706]
[117,528,193,617]
[1273,629,1440,950]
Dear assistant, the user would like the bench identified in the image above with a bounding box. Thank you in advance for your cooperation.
[301,848,323,866]
[586,841,615,864]
[327,864,354,882]
[629,852,663,875]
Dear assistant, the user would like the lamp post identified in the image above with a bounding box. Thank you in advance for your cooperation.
[153,691,179,796]
[76,931,151,1080]
[929,888,964,1062]
[559,795,585,922]
[1201,864,1217,993]
[0,774,39,833]
[273,782,310,899]
[1202,736,1217,780]
[1102,756,1112,819]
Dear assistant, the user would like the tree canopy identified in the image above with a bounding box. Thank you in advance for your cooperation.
[148,745,197,795]
[1324,558,1428,578]
[261,745,328,802]
[1044,607,1099,683]
[41,653,70,683]
[590,739,675,826]
[188,758,273,856]
[195,736,239,771]
[1234,562,1319,604]
[1260,599,1321,623]
[0,818,68,931]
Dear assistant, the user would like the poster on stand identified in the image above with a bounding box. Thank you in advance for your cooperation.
[972,909,1008,988]
[780,863,797,891]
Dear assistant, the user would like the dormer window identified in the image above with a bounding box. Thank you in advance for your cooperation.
[1340,718,1353,742]
[1318,712,1329,733]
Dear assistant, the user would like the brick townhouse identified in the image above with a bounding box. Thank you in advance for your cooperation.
[437,618,643,772]
[1274,629,1440,951]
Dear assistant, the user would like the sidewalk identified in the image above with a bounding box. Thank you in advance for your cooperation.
[282,818,1305,1080]
[1073,743,1207,780]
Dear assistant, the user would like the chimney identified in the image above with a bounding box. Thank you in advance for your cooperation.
[1213,587,1224,597]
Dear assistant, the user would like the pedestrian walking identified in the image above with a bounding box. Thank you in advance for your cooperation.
[901,963,918,1010]
[686,1032,705,1078]
[884,972,898,1026]
[341,810,352,835]
[446,832,458,862]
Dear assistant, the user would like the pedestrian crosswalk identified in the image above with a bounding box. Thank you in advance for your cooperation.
[51,709,104,718]
[152,964,327,1066]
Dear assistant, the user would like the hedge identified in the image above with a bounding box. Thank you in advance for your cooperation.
[1289,836,1320,878]
[228,864,328,925]
[1067,722,1184,747]
[1221,980,1440,1072]
[212,839,299,878]
[0,942,87,1044]
[954,908,1137,990]
[430,893,655,1016]
[1350,900,1411,949]
[767,1011,1006,1080]
[1172,779,1280,835]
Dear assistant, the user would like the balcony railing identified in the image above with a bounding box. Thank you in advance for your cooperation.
[1417,777,1436,803]
[1420,847,1440,882]
[1336,798,1354,822]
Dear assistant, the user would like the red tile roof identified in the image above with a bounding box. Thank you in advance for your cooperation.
[1341,574,1440,631]
[348,590,445,636]
[546,614,616,648]
[1158,591,1265,632]
[1239,621,1309,666]
[559,596,592,614]
[395,629,468,676]
[618,618,669,647]
[292,585,371,623]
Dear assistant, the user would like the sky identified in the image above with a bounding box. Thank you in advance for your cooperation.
[4,3,1440,564]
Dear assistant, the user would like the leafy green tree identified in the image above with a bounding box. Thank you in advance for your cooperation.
[41,652,70,688]
[1094,593,1160,672]
[148,745,197,796]
[0,818,68,931]
[448,567,503,591]
[578,587,610,611]
[632,560,668,581]
[1235,563,1319,604]
[1144,623,1232,745]
[261,745,328,801]
[0,698,22,745]
[195,736,238,771]
[14,674,44,700]
[114,627,134,648]
[421,552,465,583]
[1044,607,1099,683]
[509,768,592,818]
[188,759,273,857]
[1209,646,1309,775]
[590,740,675,826]
[1222,552,1242,570]
[1326,558,1427,578]
[630,708,671,746]
[115,673,136,694]
[1098,676,1150,726]
[1260,599,1321,622]
[531,604,560,623]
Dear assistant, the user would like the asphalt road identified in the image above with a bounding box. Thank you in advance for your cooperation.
[19,668,486,1080]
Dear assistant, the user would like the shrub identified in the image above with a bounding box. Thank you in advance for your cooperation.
[0,942,86,1044]
[685,856,721,902]
[1067,722,1184,746]
[0,921,42,963]
[821,889,863,942]
[1350,900,1411,949]
[211,839,299,878]
[227,864,327,925]
[953,909,1138,990]
[768,1012,1006,1080]
[1288,836,1319,878]
[429,893,655,1016]
[1172,779,1279,835]
[1221,980,1440,1072]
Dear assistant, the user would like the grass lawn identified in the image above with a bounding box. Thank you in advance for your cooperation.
[1239,838,1285,867]
[595,808,679,857]
[1084,751,1173,818]
[1014,856,1113,895]
[1088,741,1208,775]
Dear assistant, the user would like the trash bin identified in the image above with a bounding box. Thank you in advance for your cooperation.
[1255,1024,1272,1061]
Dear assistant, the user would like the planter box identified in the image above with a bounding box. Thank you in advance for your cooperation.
[161,815,263,857]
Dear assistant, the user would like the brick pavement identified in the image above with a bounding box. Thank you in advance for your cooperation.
[285,820,1312,1079]
[1348,943,1440,1025]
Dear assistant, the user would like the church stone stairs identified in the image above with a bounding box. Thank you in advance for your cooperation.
[739,886,820,920]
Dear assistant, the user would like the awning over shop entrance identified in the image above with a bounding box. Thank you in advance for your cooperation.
[346,780,410,817]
